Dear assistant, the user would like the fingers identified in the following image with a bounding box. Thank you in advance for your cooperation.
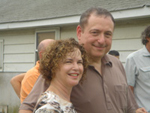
[136,108,147,113]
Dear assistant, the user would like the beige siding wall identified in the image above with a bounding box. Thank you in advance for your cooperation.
[112,24,147,65]
[0,27,61,72]
[60,25,77,40]
[0,29,35,72]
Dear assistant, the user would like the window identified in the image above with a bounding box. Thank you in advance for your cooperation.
[35,28,60,62]
[0,40,3,71]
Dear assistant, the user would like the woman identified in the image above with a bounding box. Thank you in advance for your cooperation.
[33,38,88,113]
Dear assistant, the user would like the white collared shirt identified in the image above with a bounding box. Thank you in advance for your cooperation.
[125,46,150,112]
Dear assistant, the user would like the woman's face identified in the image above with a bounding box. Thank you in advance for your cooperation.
[54,48,84,87]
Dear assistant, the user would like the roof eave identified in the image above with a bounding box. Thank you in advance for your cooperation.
[0,5,150,30]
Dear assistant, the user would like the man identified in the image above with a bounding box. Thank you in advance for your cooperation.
[108,50,120,59]
[19,7,146,113]
[10,39,54,102]
[125,26,150,112]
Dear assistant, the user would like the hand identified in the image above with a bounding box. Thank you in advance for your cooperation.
[136,108,147,113]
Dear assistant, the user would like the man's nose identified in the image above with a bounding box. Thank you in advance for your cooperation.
[97,34,105,44]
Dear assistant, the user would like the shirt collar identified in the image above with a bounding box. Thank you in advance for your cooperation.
[142,46,150,57]
[88,55,113,76]
[102,55,113,67]
[88,55,113,68]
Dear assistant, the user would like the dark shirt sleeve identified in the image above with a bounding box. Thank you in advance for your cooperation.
[117,59,139,113]
[119,61,139,112]
[19,75,49,111]
[127,87,139,113]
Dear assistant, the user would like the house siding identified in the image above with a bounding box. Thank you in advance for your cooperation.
[0,29,36,72]
[0,72,21,113]
[60,25,77,40]
[111,21,149,65]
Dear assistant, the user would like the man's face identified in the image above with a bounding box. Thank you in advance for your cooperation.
[77,15,114,60]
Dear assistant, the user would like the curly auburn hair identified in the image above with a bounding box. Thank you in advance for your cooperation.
[39,38,88,83]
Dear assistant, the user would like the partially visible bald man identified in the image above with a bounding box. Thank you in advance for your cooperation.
[10,39,55,103]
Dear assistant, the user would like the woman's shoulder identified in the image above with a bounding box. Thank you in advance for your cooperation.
[34,91,60,112]
[34,91,76,113]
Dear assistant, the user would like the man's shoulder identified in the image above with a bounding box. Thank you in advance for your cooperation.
[127,48,144,59]
[22,66,40,83]
[105,54,124,68]
[25,66,39,77]
[105,54,120,63]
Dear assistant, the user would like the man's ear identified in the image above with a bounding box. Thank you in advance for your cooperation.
[77,25,82,41]
[146,37,150,41]
[39,51,43,59]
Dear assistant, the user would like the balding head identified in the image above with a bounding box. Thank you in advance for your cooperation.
[38,39,55,60]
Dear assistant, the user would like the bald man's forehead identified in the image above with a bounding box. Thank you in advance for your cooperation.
[41,39,55,44]
[38,39,55,52]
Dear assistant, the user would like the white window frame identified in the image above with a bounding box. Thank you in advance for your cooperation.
[0,40,4,71]
[34,27,60,63]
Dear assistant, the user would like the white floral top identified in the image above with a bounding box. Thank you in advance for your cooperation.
[33,91,77,113]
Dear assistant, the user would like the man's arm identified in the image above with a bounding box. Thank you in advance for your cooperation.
[125,55,137,87]
[118,61,139,113]
[10,73,25,98]
[19,75,49,112]
[129,86,134,93]
[19,110,32,113]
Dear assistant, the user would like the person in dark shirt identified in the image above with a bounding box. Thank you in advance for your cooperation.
[108,50,120,59]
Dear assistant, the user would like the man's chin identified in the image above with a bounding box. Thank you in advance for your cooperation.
[90,54,104,60]
[94,52,105,57]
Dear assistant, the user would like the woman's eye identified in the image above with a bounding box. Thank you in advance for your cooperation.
[78,61,83,64]
[65,60,72,63]
[66,61,71,63]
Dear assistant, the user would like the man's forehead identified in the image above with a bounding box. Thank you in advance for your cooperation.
[89,15,114,27]
[88,16,114,30]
